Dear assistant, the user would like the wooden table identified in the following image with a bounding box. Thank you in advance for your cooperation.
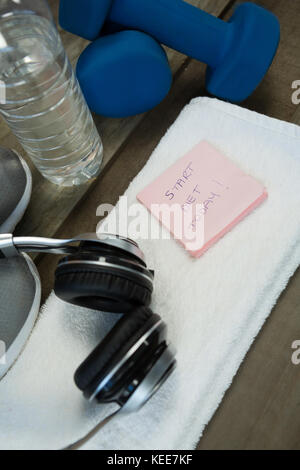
[2,0,299,449]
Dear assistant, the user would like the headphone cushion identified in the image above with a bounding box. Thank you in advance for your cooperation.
[75,307,159,392]
[54,268,152,313]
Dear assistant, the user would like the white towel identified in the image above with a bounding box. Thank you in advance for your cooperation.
[1,98,300,450]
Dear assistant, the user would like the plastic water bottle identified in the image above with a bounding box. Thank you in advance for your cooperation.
[0,0,103,186]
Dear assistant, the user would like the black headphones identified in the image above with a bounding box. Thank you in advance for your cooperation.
[0,233,176,413]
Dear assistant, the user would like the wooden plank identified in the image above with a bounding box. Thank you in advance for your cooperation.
[232,0,300,123]
[0,0,233,241]
[292,106,300,126]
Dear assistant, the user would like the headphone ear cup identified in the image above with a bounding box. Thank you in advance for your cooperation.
[54,266,152,313]
[74,307,158,393]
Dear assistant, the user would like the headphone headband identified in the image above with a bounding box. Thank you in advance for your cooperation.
[0,233,145,262]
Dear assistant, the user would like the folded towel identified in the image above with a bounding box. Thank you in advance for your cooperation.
[1,98,300,450]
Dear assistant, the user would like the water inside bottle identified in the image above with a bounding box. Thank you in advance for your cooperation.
[0,14,103,186]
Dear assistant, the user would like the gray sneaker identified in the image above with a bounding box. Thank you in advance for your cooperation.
[0,254,41,380]
[0,147,32,234]
[0,147,39,379]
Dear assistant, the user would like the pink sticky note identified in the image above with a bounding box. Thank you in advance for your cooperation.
[137,141,267,258]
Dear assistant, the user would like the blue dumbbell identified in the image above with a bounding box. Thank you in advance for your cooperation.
[76,30,172,117]
[60,0,280,102]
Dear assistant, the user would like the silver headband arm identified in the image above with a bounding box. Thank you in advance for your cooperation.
[0,234,81,257]
[0,233,145,261]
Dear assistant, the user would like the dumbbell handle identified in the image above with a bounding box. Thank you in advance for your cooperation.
[108,0,232,68]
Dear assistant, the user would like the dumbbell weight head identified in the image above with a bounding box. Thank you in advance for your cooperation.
[60,0,280,103]
[76,30,172,118]
[206,2,280,102]
[59,0,112,40]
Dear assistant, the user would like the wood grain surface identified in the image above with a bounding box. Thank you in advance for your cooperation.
[2,0,299,450]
